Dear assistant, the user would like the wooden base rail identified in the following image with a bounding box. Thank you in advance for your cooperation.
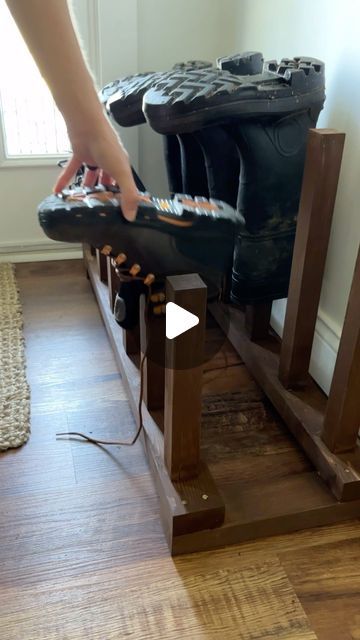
[84,128,360,555]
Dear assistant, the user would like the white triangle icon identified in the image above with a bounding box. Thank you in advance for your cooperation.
[166,302,199,340]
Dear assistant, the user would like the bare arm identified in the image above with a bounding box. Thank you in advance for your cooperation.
[5,0,139,220]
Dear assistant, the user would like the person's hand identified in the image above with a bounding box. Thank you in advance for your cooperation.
[53,115,139,221]
[5,1,140,220]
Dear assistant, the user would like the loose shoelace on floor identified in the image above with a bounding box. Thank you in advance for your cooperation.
[56,350,147,447]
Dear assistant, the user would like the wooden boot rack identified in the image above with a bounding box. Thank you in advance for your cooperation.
[84,129,360,555]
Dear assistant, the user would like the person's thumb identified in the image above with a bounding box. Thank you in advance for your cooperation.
[53,155,80,193]
[116,172,139,221]
[120,189,140,221]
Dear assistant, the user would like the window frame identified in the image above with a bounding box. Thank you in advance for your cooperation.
[0,0,101,168]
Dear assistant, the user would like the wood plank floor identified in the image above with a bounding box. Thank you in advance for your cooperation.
[0,260,359,640]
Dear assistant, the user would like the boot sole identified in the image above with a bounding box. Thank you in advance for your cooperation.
[144,58,325,134]
[38,188,239,288]
[101,61,213,127]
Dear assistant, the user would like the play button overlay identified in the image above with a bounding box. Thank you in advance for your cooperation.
[144,274,230,371]
[166,302,199,340]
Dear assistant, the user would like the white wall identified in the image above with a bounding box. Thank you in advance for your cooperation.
[0,0,232,258]
[94,0,138,164]
[0,0,139,262]
[1,0,359,393]
[136,0,238,194]
[230,0,360,392]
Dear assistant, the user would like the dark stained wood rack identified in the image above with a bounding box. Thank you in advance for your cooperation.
[84,129,360,555]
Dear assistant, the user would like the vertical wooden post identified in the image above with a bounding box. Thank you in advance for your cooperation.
[245,303,272,341]
[322,247,360,453]
[106,258,118,311]
[164,274,207,481]
[279,129,345,388]
[96,249,108,283]
[122,327,140,356]
[82,244,91,278]
[139,295,165,411]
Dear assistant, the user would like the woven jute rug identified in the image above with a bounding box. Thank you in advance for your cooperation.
[0,263,30,450]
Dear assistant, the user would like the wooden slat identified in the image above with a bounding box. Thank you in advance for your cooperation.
[139,295,165,411]
[245,302,272,341]
[85,252,224,536]
[106,256,118,311]
[164,274,207,481]
[322,247,360,453]
[279,129,345,388]
[173,477,360,556]
[86,250,164,461]
[95,248,108,283]
[145,442,225,544]
[123,325,140,356]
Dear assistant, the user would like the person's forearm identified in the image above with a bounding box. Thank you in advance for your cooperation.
[5,0,103,131]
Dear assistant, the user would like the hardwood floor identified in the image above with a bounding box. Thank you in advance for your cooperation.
[0,260,359,639]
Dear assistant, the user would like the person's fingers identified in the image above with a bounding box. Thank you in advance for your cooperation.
[116,170,139,221]
[53,123,140,221]
[120,188,141,221]
[100,171,115,187]
[93,132,139,220]
[53,155,81,193]
[83,166,99,188]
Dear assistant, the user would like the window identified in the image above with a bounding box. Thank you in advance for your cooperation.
[0,0,70,160]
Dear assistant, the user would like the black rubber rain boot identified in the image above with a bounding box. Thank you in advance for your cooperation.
[230,108,322,303]
[101,60,213,127]
[177,134,209,198]
[166,53,263,206]
[38,189,239,299]
[113,278,147,330]
[143,56,325,133]
[163,126,240,207]
[162,135,183,195]
[193,127,240,207]
[101,60,213,198]
[143,56,326,303]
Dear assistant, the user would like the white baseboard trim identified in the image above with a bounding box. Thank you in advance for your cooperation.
[0,240,82,263]
[271,299,341,396]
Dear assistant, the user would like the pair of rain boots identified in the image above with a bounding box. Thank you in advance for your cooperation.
[39,52,325,323]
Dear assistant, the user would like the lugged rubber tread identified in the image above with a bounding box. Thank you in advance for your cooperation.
[217,51,264,75]
[143,57,325,133]
[38,188,239,294]
[100,60,212,127]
